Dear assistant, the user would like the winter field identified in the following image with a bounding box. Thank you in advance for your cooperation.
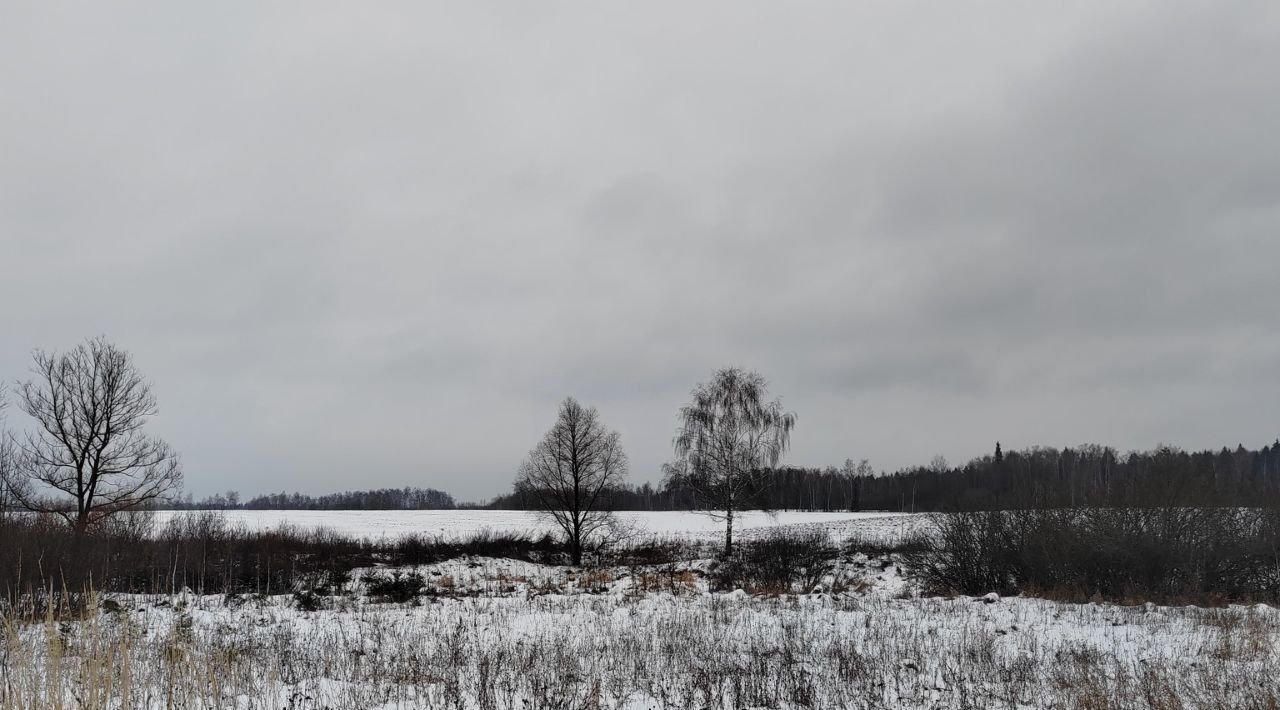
[4,510,1279,709]
[152,508,925,546]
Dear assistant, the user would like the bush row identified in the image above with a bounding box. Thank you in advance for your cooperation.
[0,512,722,605]
[0,512,576,602]
[906,506,1280,603]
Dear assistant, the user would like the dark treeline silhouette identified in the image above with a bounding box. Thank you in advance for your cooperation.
[489,481,696,511]
[151,440,1280,514]
[899,441,1280,603]
[489,441,1280,512]
[171,486,456,511]
[867,441,1280,511]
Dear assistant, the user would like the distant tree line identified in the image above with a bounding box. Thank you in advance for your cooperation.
[490,441,1280,513]
[171,486,456,511]
[135,441,1280,514]
[487,467,866,511]
[872,442,1280,511]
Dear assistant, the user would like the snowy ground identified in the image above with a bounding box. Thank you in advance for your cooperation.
[7,513,1271,709]
[6,554,1277,709]
[153,509,925,545]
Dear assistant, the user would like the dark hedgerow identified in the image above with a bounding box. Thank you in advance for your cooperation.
[0,510,704,613]
[0,513,572,608]
[905,506,1280,604]
[393,530,565,565]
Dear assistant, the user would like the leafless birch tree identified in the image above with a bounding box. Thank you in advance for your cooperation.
[9,337,182,532]
[670,367,796,556]
[516,397,628,565]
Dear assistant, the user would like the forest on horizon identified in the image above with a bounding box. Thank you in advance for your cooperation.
[166,439,1280,513]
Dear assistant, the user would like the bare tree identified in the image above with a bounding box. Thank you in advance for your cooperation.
[929,454,950,474]
[670,367,796,556]
[842,458,872,512]
[9,337,182,532]
[0,392,17,519]
[516,397,628,565]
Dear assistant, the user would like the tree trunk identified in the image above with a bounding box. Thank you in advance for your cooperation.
[723,507,734,557]
[571,516,583,566]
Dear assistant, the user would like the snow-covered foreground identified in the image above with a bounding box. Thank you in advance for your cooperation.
[5,557,1278,710]
[153,508,924,545]
[7,513,1271,709]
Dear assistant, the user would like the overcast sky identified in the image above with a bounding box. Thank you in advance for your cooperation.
[2,2,1278,501]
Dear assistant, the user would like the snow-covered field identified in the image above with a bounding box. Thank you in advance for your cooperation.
[7,512,1273,709]
[6,556,1277,709]
[154,508,925,545]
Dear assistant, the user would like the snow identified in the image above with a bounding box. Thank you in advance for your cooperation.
[10,561,1278,709]
[153,508,921,544]
[13,512,1266,708]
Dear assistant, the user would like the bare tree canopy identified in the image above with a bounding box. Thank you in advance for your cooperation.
[8,336,182,531]
[670,367,796,556]
[0,392,17,517]
[516,397,628,565]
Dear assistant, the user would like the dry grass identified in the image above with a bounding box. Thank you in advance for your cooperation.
[5,586,1278,709]
[632,569,699,595]
[578,569,615,593]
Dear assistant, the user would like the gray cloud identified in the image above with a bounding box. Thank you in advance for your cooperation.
[2,1,1278,500]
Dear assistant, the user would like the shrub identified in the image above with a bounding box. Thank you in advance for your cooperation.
[292,589,324,612]
[901,510,1020,596]
[844,532,933,558]
[606,537,701,567]
[394,530,564,565]
[362,571,426,603]
[715,528,838,593]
